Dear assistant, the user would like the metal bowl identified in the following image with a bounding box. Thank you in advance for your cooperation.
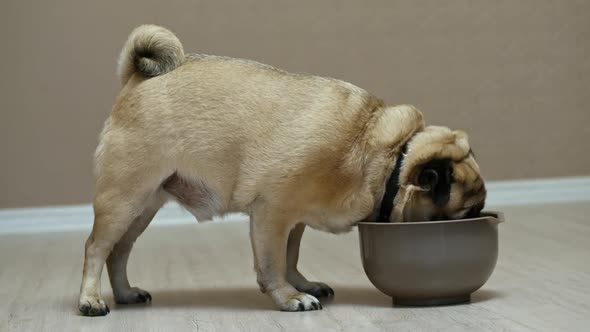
[358,211,503,306]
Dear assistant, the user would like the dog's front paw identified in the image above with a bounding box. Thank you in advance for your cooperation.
[295,281,334,298]
[114,287,152,304]
[271,288,322,311]
[79,296,110,316]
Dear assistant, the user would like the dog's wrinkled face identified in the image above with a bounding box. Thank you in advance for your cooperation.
[398,126,486,222]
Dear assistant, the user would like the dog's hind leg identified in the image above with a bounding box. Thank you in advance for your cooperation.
[286,223,334,298]
[106,191,166,305]
[78,165,166,316]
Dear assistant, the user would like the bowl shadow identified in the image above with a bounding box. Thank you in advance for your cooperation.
[470,289,506,303]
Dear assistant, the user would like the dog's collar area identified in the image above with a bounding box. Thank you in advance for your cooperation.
[377,143,408,222]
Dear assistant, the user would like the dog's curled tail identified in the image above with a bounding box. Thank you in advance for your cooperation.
[117,25,185,86]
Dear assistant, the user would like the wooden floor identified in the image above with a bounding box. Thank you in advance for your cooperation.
[1,202,589,331]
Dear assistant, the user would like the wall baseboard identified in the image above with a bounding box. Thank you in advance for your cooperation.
[1,176,589,234]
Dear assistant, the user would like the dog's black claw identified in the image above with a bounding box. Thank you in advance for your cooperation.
[106,305,110,314]
[298,302,305,311]
[311,302,319,310]
[319,302,323,310]
[327,287,335,297]
[79,304,90,316]
[89,305,109,316]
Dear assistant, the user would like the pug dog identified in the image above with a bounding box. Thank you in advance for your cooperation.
[79,25,486,316]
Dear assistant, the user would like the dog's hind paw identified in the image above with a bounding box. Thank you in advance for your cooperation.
[114,287,152,304]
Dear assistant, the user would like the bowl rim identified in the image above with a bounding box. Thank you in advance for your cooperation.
[357,210,504,226]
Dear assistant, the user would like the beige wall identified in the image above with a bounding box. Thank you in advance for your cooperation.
[1,0,589,208]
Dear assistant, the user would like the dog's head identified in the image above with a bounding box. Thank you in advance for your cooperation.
[394,126,486,222]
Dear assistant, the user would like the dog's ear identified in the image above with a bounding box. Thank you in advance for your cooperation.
[418,159,452,206]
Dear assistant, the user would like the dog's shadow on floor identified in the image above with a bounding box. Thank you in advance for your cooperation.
[110,287,505,311]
